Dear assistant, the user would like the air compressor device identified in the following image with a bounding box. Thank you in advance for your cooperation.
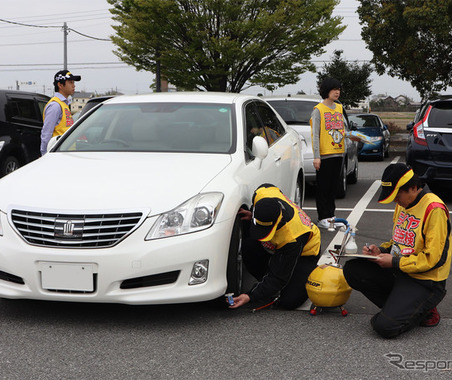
[306,217,358,316]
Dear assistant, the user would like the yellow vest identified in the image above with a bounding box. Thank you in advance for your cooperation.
[312,102,345,155]
[44,96,74,137]
[253,186,321,255]
[386,193,451,281]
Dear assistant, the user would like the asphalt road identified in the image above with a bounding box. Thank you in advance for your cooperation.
[1,151,451,380]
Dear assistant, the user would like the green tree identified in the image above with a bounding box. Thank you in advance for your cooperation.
[108,0,345,92]
[357,0,452,99]
[316,50,372,107]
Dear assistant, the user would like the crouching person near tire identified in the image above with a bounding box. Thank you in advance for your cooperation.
[229,183,321,310]
[343,163,451,338]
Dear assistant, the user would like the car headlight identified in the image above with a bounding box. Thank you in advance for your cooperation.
[145,192,224,240]
[369,136,383,142]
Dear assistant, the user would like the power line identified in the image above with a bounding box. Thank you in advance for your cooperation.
[0,18,110,41]
[0,18,60,29]
[0,62,124,67]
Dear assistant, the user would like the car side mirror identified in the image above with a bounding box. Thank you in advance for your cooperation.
[350,121,358,130]
[46,135,62,152]
[251,136,268,168]
[383,125,388,131]
[406,121,415,131]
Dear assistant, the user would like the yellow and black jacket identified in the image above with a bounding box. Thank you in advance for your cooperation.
[247,184,321,303]
[252,185,321,256]
[380,190,451,282]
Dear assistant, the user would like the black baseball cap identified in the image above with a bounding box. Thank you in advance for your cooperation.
[53,70,81,85]
[378,163,414,204]
[250,198,282,241]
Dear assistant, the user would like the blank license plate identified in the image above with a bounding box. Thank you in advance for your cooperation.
[39,262,94,291]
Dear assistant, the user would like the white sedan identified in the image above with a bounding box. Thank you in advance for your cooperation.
[0,92,304,305]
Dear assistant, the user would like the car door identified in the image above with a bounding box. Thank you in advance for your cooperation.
[342,108,358,175]
[254,101,296,194]
[241,101,290,195]
[5,93,48,161]
[425,101,452,163]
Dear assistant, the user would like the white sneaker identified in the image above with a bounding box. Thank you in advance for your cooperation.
[317,218,331,229]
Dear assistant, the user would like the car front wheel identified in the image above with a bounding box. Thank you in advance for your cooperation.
[295,172,305,207]
[347,159,358,184]
[336,163,347,199]
[226,215,243,295]
[0,156,20,177]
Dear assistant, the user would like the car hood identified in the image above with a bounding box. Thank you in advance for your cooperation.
[357,127,382,137]
[0,152,232,215]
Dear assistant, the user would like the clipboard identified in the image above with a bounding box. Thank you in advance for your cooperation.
[340,253,380,260]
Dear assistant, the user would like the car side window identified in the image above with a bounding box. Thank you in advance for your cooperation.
[37,98,49,120]
[244,102,263,160]
[254,102,285,146]
[5,96,41,124]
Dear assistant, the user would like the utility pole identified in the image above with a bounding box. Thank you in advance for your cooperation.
[63,22,68,70]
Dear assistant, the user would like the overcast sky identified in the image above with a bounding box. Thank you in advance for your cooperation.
[1,0,450,101]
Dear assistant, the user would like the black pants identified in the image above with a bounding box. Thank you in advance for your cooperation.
[315,156,342,221]
[343,259,446,338]
[243,239,320,310]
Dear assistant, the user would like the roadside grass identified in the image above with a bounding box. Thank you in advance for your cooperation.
[374,112,416,133]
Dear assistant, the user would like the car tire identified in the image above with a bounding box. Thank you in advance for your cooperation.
[226,215,243,295]
[0,156,20,177]
[384,143,389,158]
[295,172,305,207]
[347,159,358,184]
[377,147,384,161]
[336,163,347,199]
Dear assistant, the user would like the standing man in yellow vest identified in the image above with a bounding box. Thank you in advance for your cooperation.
[40,70,81,155]
[310,77,346,229]
[343,163,451,338]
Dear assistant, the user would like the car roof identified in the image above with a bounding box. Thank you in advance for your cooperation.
[0,89,49,98]
[429,97,452,104]
[262,95,321,102]
[105,92,261,105]
[349,113,380,117]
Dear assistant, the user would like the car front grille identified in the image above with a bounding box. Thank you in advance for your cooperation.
[11,209,143,248]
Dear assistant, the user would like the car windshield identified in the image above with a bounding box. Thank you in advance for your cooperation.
[349,115,379,128]
[56,102,235,153]
[267,100,318,124]
[429,102,452,128]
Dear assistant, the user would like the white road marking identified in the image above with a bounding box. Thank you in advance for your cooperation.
[318,180,382,266]
[299,156,403,310]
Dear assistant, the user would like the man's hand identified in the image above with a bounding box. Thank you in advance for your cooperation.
[238,208,252,221]
[229,294,250,309]
[375,253,393,268]
[363,244,381,256]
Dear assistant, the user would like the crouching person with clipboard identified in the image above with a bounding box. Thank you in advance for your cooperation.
[343,163,451,338]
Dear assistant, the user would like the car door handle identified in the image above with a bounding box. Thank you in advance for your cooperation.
[274,155,281,163]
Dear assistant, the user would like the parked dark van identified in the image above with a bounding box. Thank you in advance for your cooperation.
[0,89,50,177]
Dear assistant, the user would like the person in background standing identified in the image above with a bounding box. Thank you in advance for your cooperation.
[40,70,81,155]
[310,77,347,229]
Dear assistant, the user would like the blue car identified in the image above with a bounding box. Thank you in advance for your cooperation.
[348,113,390,160]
